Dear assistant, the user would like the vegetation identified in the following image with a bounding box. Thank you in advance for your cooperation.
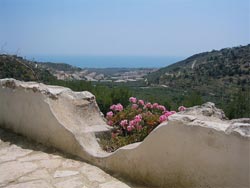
[1,45,249,153]
[1,44,249,119]
[147,45,250,86]
[101,97,184,152]
[47,79,132,114]
[224,89,250,119]
[38,62,81,72]
[0,54,56,83]
[145,45,250,119]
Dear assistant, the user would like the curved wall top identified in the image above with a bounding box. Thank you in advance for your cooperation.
[0,79,249,188]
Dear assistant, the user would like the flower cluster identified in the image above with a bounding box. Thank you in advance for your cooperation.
[110,103,123,112]
[106,97,186,138]
[103,97,187,151]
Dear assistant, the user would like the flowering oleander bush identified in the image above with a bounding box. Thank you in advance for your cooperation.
[101,97,186,152]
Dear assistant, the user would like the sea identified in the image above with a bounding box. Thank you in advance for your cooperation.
[27,55,184,68]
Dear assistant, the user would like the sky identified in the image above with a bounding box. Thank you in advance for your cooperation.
[0,0,249,57]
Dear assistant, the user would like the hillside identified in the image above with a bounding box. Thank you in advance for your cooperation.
[0,48,249,119]
[0,54,133,114]
[143,45,250,118]
[147,44,250,87]
[38,62,81,72]
[0,54,55,83]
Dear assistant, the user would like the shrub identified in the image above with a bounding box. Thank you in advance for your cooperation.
[101,97,186,152]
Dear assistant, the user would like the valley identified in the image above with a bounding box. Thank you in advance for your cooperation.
[0,44,249,119]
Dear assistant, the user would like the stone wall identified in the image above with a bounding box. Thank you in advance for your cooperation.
[0,79,249,188]
[0,78,110,161]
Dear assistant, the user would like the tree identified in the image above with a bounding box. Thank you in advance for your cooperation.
[225,89,250,119]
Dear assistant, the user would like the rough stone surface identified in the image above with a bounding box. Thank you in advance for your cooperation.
[179,102,228,120]
[0,79,249,188]
[0,128,145,188]
[54,177,84,188]
[0,161,38,186]
[98,103,250,187]
[0,78,111,162]
[53,170,80,178]
[5,180,52,188]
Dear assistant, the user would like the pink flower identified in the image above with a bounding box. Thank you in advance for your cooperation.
[106,111,113,118]
[157,105,166,112]
[153,103,159,108]
[134,114,142,123]
[110,104,123,112]
[138,99,145,106]
[110,104,116,111]
[132,104,138,109]
[127,125,134,132]
[115,103,123,111]
[129,120,137,127]
[159,115,167,123]
[107,120,113,126]
[145,102,153,109]
[178,106,186,112]
[129,97,137,103]
[120,119,128,129]
[163,111,176,120]
[164,111,173,117]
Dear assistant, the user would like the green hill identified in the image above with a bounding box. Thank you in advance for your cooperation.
[1,48,249,119]
[38,62,81,72]
[0,54,132,114]
[147,44,250,87]
[145,44,250,118]
[0,54,56,83]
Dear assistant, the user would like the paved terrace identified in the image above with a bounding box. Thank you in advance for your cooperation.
[0,128,149,188]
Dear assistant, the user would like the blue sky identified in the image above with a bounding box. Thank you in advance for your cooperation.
[0,0,249,57]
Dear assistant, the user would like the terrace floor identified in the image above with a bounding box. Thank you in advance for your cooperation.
[0,128,149,188]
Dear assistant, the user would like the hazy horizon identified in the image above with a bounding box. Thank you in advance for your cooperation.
[25,54,184,68]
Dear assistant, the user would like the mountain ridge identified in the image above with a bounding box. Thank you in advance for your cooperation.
[1,44,249,118]
[147,44,250,87]
[143,44,250,118]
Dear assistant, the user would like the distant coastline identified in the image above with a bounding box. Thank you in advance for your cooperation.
[26,55,184,68]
